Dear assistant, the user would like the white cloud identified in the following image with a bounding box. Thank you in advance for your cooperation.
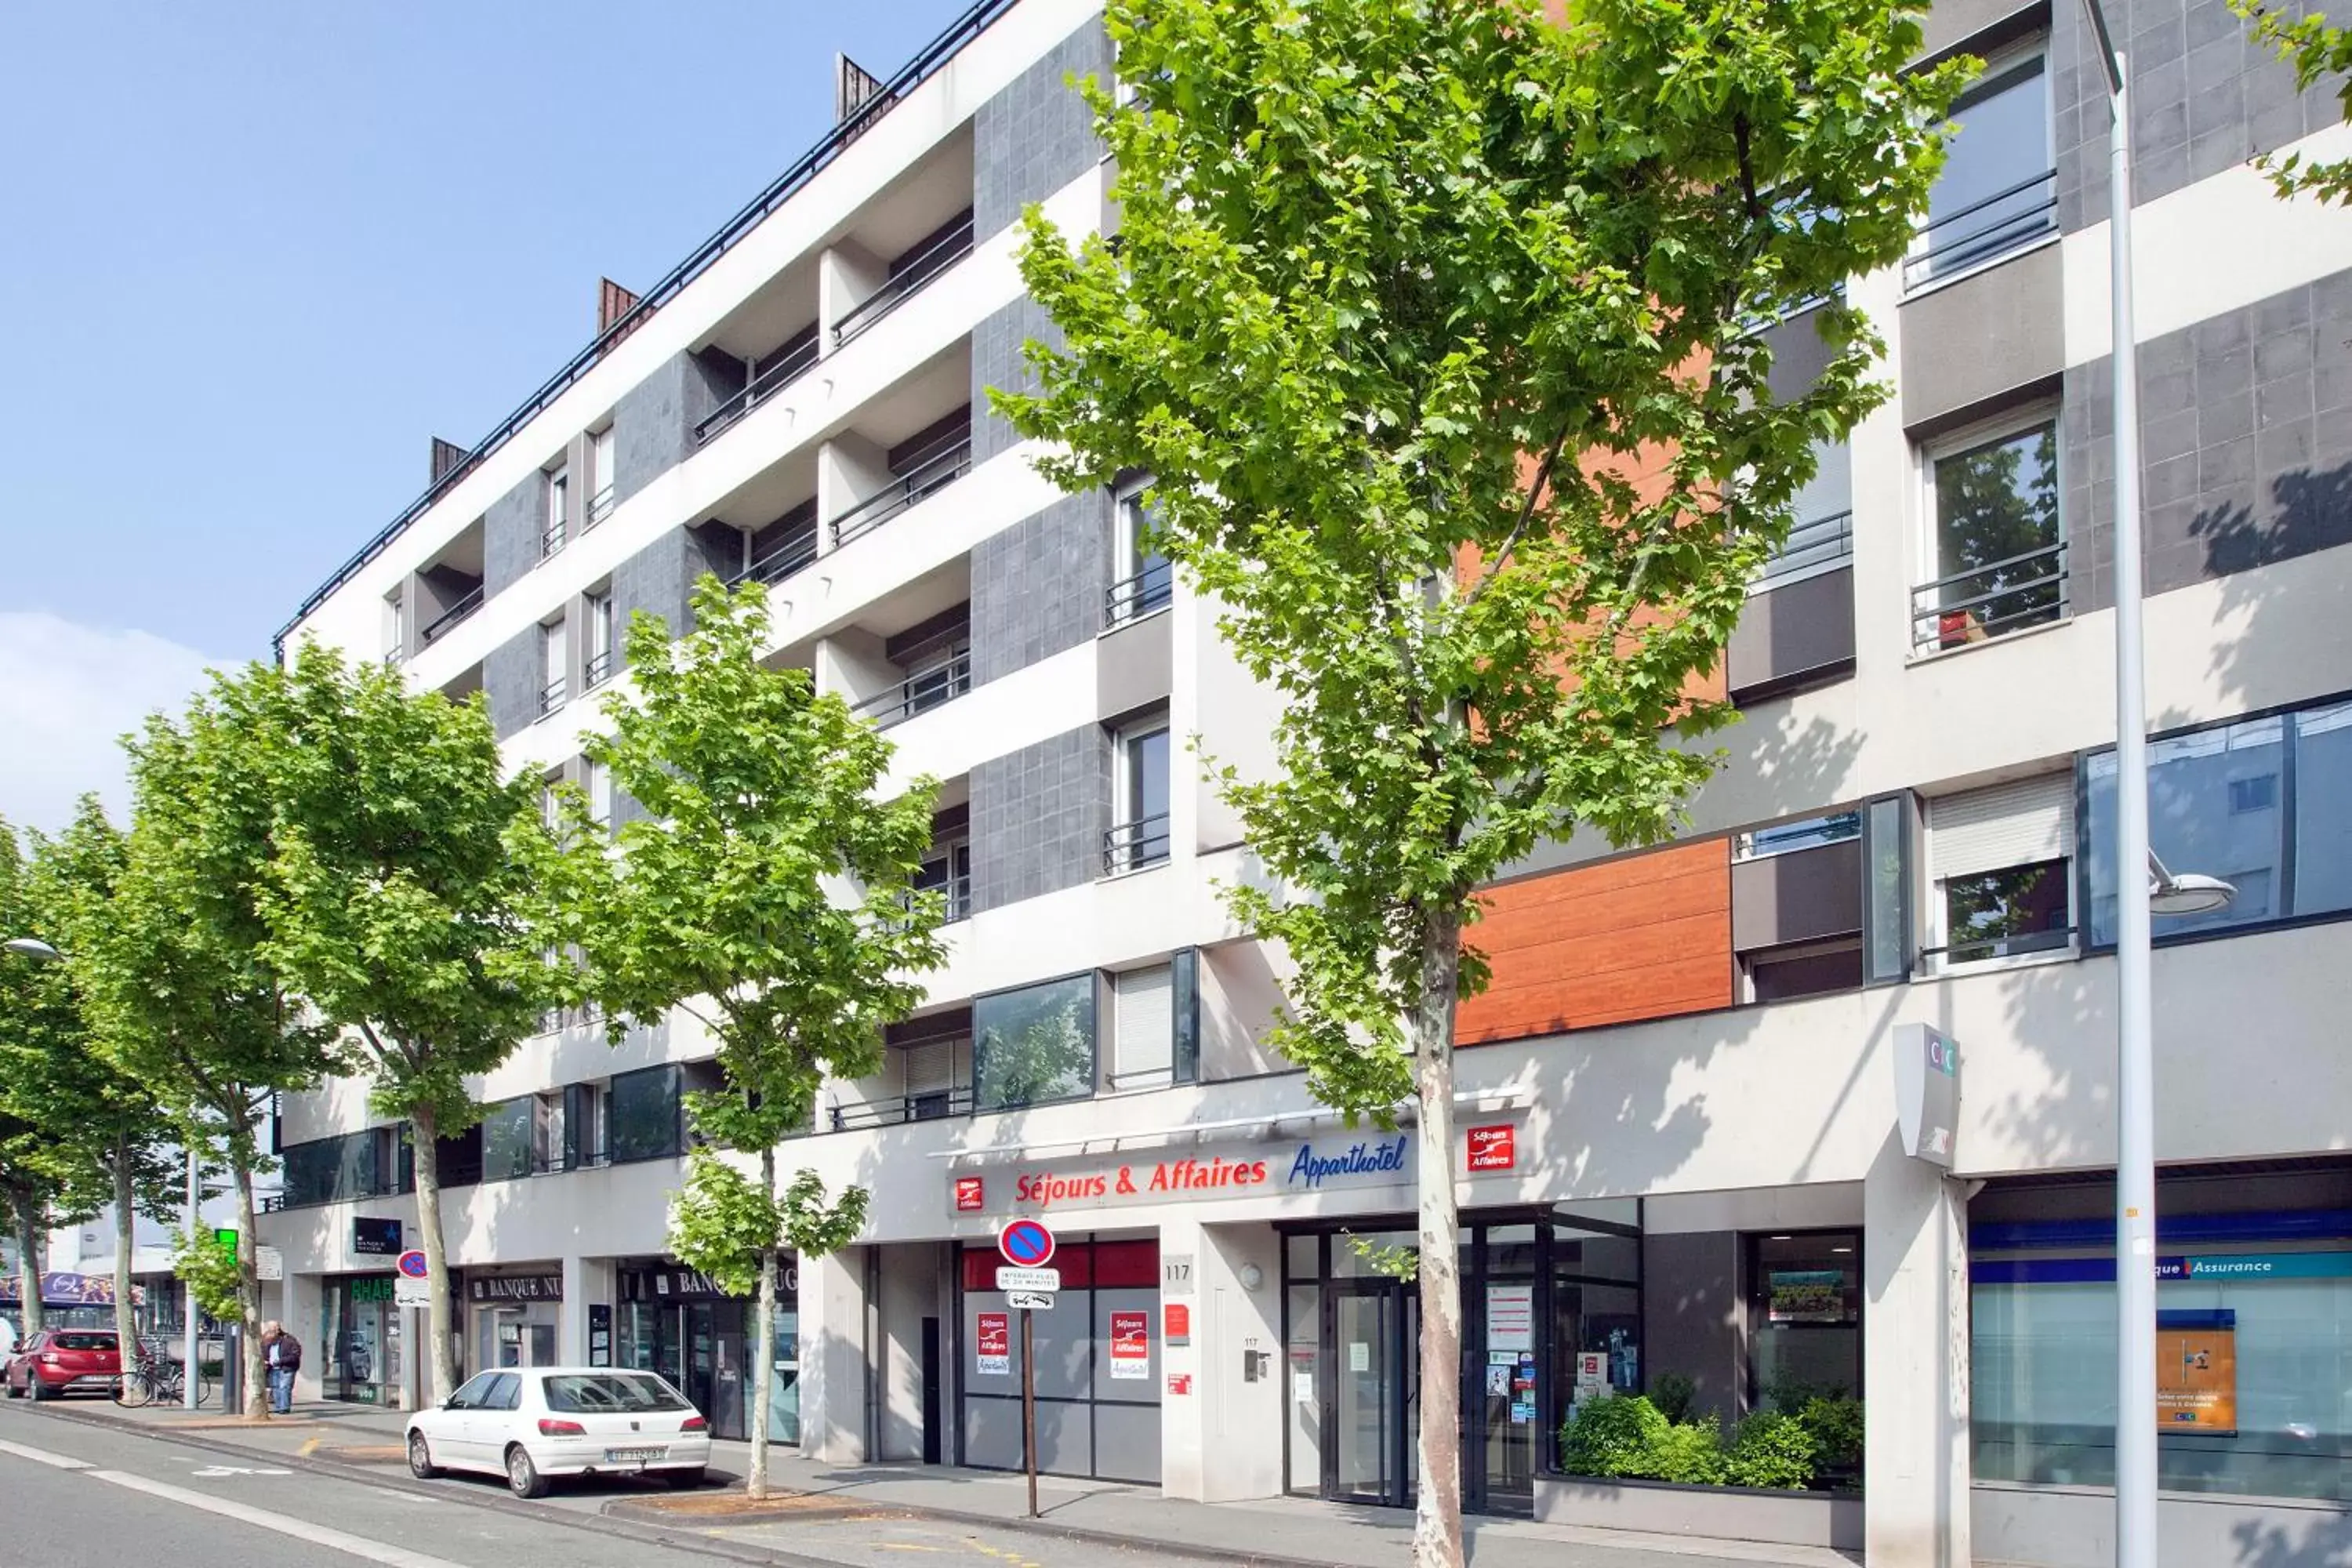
[0,612,229,836]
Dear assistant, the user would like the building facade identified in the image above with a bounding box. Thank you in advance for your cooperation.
[259,1,2352,1564]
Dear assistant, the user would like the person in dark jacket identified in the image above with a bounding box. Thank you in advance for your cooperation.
[261,1320,301,1414]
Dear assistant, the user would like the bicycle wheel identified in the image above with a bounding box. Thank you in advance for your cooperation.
[115,1369,153,1408]
[190,1367,212,1408]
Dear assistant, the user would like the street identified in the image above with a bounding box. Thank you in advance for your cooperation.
[0,1402,1173,1568]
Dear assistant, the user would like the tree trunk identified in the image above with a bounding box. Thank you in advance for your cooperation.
[13,1190,45,1338]
[111,1139,137,1371]
[230,1149,267,1421]
[410,1102,458,1406]
[1411,902,1465,1568]
[749,1145,778,1501]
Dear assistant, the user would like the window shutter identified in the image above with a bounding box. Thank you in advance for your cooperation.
[1113,964,1174,1080]
[903,1040,956,1098]
[1929,774,2074,880]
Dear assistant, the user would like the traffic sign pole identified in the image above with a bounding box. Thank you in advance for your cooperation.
[1022,1307,1037,1519]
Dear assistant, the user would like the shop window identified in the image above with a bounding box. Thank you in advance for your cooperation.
[1748,1232,1861,1410]
[2084,698,2352,946]
[972,973,1097,1112]
[1926,774,2074,968]
[1914,413,2064,651]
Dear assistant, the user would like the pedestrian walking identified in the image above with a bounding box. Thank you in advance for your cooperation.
[260,1319,300,1414]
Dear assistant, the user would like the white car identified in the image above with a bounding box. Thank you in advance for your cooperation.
[405,1366,712,1497]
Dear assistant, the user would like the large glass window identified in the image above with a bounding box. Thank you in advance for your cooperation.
[1918,417,2063,650]
[608,1065,683,1163]
[479,1096,535,1182]
[279,1127,400,1208]
[1909,49,2054,287]
[1755,437,1854,590]
[1749,1232,1862,1408]
[972,974,1098,1112]
[2085,698,2352,946]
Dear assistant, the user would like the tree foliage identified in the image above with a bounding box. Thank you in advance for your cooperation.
[670,1151,870,1300]
[2234,1,2352,205]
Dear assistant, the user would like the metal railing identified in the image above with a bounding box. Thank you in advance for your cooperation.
[907,868,972,924]
[583,649,614,691]
[731,528,819,589]
[586,484,616,528]
[833,214,976,348]
[541,516,568,559]
[538,677,568,717]
[1753,510,1853,591]
[1104,812,1172,876]
[695,335,823,445]
[828,1086,975,1131]
[1911,539,2067,651]
[830,438,971,546]
[1920,924,2078,970]
[852,648,971,730]
[271,0,1021,662]
[1904,169,2057,290]
[1104,561,1174,627]
[419,586,484,646]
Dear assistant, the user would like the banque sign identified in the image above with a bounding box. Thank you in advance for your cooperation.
[952,1130,1428,1217]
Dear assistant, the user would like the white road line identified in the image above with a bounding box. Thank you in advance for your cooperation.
[88,1468,474,1568]
[0,1436,93,1469]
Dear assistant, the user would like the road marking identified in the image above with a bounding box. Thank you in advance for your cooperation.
[0,1436,93,1470]
[89,1469,474,1568]
[190,1462,295,1476]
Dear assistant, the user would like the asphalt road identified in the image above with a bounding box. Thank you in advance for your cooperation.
[0,1402,1180,1568]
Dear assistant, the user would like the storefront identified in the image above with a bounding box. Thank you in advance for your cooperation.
[615,1260,799,1443]
[956,1236,1160,1483]
[321,1272,405,1404]
[467,1268,562,1374]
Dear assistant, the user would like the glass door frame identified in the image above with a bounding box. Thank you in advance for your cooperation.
[1322,1276,1415,1507]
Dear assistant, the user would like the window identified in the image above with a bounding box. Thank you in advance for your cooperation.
[583,590,615,689]
[608,1065,682,1163]
[539,770,562,834]
[384,589,406,662]
[481,1095,535,1181]
[1915,415,2063,651]
[1863,794,1915,986]
[914,837,971,923]
[1106,717,1171,874]
[585,758,612,829]
[1110,963,1175,1089]
[1927,774,2074,966]
[2084,697,2352,946]
[1749,1232,1861,1410]
[1907,45,2053,289]
[543,466,570,557]
[1734,809,1859,861]
[539,616,568,717]
[1744,937,1864,1002]
[564,1081,609,1170]
[1107,477,1174,626]
[588,428,617,527]
[973,973,1097,1112]
[543,1372,688,1413]
[1754,437,1853,590]
[448,1371,500,1410]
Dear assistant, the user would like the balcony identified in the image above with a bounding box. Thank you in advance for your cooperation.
[1105,560,1174,628]
[852,644,971,730]
[583,648,614,691]
[1105,812,1171,876]
[695,328,822,446]
[830,432,971,547]
[541,513,568,561]
[419,585,484,646]
[829,1086,975,1131]
[833,209,975,349]
[730,501,820,590]
[1911,539,2067,652]
[538,676,568,718]
[1904,169,2056,292]
[1753,510,1852,592]
[587,483,616,528]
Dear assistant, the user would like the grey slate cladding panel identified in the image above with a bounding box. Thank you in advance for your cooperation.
[2053,0,2331,234]
[483,471,543,598]
[609,522,737,659]
[2063,268,2352,613]
[612,349,746,508]
[973,295,1064,462]
[970,724,1112,915]
[973,18,1112,242]
[972,488,1111,685]
[485,624,541,741]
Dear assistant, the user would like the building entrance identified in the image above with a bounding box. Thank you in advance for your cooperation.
[1326,1278,1418,1506]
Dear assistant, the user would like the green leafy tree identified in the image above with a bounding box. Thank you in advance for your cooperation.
[171,1225,244,1324]
[249,644,569,1406]
[540,578,944,1498]
[82,684,335,1418]
[998,1,1966,1558]
[2234,2,2352,204]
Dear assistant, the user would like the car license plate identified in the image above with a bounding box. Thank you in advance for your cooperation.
[605,1446,668,1463]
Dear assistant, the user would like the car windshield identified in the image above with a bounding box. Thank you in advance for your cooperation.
[540,1373,689,1413]
[52,1333,115,1352]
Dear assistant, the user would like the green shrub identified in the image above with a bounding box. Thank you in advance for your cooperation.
[1648,1370,1697,1425]
[1559,1395,1670,1479]
[1650,1415,1727,1485]
[1722,1410,1816,1490]
[1798,1396,1864,1476]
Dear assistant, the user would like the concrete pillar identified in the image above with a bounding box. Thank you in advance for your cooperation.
[559,1256,612,1366]
[816,432,894,554]
[283,1272,325,1404]
[1863,1133,1972,1568]
[800,1245,870,1461]
[1160,1218,1283,1503]
[818,241,888,350]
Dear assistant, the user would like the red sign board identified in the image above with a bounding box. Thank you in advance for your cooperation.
[1109,1310,1149,1379]
[1163,1302,1191,1344]
[1167,1372,1192,1396]
[1467,1124,1516,1172]
[953,1175,985,1212]
[976,1312,1011,1376]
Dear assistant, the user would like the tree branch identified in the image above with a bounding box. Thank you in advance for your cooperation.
[1464,417,1574,608]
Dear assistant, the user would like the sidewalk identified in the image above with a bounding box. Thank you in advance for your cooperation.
[53,1396,1858,1568]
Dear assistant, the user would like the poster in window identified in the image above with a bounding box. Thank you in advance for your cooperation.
[976,1312,1011,1377]
[1766,1269,1849,1323]
[2154,1310,2236,1435]
[1109,1310,1150,1379]
[1484,1283,1534,1352]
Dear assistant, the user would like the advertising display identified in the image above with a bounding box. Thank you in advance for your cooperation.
[975,1312,1011,1376]
[2154,1309,2238,1433]
[1109,1311,1149,1379]
[1484,1283,1534,1352]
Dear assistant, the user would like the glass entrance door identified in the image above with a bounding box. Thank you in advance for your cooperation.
[1327,1282,1416,1507]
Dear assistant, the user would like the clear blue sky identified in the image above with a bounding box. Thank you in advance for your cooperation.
[0,0,979,829]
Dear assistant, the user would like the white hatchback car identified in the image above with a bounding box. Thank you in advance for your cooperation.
[405,1366,712,1497]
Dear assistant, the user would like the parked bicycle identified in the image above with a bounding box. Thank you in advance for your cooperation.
[115,1337,210,1408]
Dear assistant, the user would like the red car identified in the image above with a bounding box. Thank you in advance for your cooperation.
[5,1329,122,1400]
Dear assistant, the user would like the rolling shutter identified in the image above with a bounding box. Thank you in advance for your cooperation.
[1112,964,1174,1081]
[1929,774,2074,880]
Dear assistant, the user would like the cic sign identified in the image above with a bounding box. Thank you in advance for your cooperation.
[1893,1023,1960,1167]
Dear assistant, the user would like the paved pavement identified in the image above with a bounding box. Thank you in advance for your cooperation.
[10,1394,1859,1568]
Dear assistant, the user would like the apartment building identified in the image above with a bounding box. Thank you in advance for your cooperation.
[258,1,2352,1563]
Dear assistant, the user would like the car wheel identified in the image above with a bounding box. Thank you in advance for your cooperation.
[666,1466,706,1490]
[28,1376,49,1402]
[407,1432,440,1479]
[505,1444,547,1500]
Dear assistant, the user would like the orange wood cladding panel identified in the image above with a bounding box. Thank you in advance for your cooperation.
[1457,838,1732,1044]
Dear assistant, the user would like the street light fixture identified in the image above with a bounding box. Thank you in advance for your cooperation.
[2,937,61,961]
[2148,852,2236,919]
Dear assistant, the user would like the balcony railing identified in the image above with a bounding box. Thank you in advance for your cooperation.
[419,586,484,647]
[852,648,971,730]
[695,335,823,445]
[1753,510,1853,592]
[1911,538,2067,652]
[731,528,819,589]
[828,1086,975,1131]
[1104,561,1174,628]
[539,677,568,717]
[1904,169,2057,290]
[1920,924,2078,971]
[830,439,971,546]
[583,649,614,691]
[541,516,568,559]
[909,868,972,924]
[1104,812,1171,876]
[833,214,976,348]
[586,484,616,528]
